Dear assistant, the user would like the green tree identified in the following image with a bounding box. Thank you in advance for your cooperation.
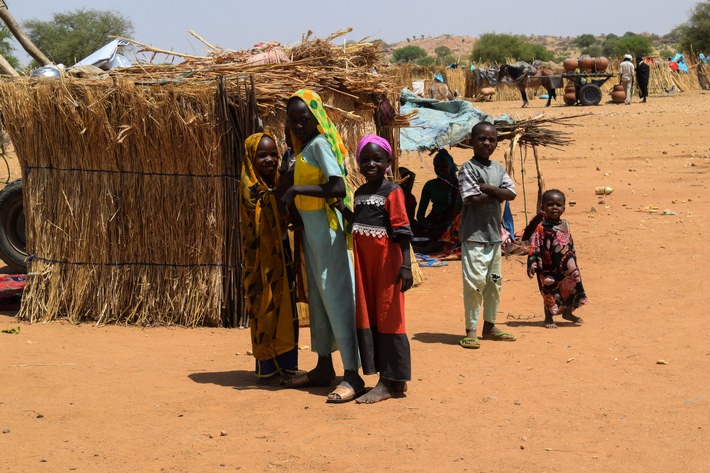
[392,45,428,63]
[434,45,456,65]
[23,9,133,65]
[581,45,603,57]
[601,32,653,57]
[573,34,597,49]
[676,1,710,53]
[0,24,19,69]
[434,46,452,59]
[470,33,554,64]
[415,56,436,66]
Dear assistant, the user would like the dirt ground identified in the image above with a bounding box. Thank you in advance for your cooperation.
[1,92,709,473]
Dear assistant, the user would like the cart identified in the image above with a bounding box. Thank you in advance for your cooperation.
[560,72,616,106]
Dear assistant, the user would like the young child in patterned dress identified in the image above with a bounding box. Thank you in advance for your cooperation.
[527,189,588,328]
[334,134,413,404]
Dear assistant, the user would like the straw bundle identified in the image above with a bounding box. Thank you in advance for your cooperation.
[0,79,230,325]
[0,31,406,326]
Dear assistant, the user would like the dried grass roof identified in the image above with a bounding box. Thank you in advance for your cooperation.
[105,29,397,117]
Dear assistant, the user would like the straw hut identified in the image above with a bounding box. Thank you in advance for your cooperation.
[0,31,416,327]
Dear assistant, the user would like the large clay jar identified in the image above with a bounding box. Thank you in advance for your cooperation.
[563,58,578,72]
[594,56,609,72]
[563,85,577,105]
[578,56,594,72]
[611,84,626,103]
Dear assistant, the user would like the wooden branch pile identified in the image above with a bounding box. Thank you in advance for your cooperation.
[497,113,587,224]
[112,29,396,118]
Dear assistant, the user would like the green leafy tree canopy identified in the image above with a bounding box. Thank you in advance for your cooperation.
[601,32,653,58]
[573,34,597,49]
[24,9,133,66]
[676,1,710,53]
[392,45,428,63]
[0,25,19,69]
[470,33,554,64]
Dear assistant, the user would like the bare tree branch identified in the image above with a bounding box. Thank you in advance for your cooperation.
[0,0,51,66]
[0,51,18,75]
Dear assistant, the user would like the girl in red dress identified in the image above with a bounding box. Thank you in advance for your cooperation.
[334,134,413,403]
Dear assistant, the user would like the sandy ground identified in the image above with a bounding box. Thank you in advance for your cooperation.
[1,92,709,472]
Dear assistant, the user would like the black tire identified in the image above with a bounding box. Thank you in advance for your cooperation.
[578,84,602,106]
[0,179,27,273]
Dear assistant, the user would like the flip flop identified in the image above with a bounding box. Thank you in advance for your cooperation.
[459,337,480,349]
[325,382,366,403]
[480,331,517,341]
[418,259,447,267]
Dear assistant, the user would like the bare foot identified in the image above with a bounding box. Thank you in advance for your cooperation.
[356,379,394,404]
[562,312,584,324]
[544,315,558,329]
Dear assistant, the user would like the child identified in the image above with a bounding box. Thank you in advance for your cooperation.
[240,132,299,385]
[397,166,418,225]
[415,149,460,242]
[457,122,517,349]
[280,89,364,403]
[527,189,588,328]
[335,134,413,404]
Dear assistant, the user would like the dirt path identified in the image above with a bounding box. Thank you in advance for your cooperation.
[1,92,709,472]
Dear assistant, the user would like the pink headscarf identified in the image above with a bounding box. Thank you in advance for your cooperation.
[356,134,392,162]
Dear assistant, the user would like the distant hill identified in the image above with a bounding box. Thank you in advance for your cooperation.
[383,35,477,61]
[382,34,673,64]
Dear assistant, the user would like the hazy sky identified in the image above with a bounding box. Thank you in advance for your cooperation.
[4,0,701,64]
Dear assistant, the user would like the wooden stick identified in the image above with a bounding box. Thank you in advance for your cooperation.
[188,30,219,51]
[111,36,204,60]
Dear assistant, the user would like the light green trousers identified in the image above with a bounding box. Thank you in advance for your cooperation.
[462,241,502,332]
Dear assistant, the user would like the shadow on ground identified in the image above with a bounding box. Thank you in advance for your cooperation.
[412,332,462,346]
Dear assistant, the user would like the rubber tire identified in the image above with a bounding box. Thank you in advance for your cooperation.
[578,84,602,106]
[0,179,27,273]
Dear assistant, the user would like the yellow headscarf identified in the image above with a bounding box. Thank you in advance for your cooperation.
[290,89,352,231]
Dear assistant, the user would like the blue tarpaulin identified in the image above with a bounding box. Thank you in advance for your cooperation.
[399,89,514,151]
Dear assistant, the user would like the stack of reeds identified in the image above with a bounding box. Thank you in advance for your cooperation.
[0,31,405,326]
[0,79,229,325]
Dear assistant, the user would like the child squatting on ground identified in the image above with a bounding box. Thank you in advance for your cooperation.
[527,189,588,328]
[458,122,517,349]
[334,134,413,404]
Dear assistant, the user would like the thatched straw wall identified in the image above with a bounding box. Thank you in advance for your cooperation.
[382,65,466,98]
[0,79,229,325]
[0,78,402,326]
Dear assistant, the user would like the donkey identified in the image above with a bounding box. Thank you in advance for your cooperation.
[498,63,558,108]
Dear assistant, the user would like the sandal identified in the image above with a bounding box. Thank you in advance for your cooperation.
[286,370,334,389]
[459,337,480,349]
[480,331,516,341]
[326,381,366,404]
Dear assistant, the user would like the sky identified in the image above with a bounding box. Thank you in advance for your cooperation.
[3,0,702,65]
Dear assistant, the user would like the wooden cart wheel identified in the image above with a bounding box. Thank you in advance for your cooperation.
[578,84,602,106]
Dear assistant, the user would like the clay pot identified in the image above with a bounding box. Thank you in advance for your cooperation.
[594,56,609,72]
[578,56,594,72]
[563,85,577,105]
[611,84,626,103]
[563,58,578,72]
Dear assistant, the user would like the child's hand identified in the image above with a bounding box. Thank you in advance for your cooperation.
[397,266,413,292]
[329,199,346,213]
